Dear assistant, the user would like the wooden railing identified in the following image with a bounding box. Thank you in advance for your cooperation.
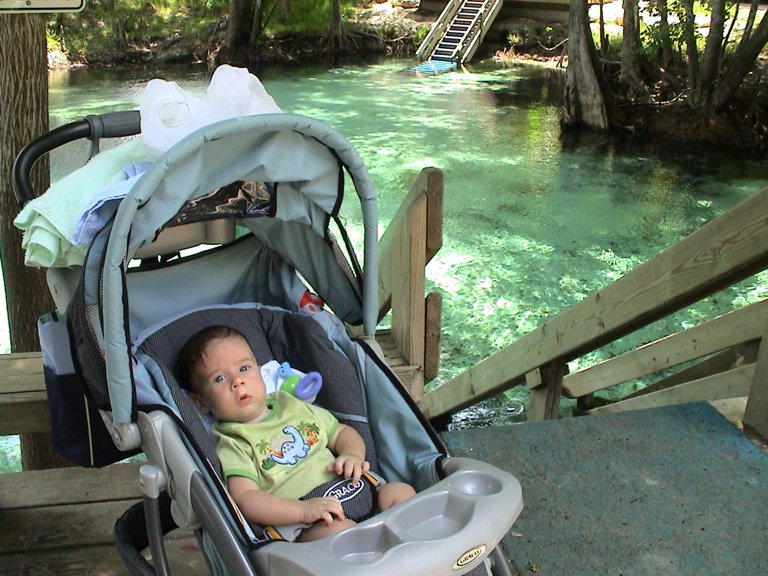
[419,184,768,441]
[376,168,444,401]
[0,352,49,436]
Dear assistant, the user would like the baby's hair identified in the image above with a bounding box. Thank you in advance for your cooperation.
[178,325,248,392]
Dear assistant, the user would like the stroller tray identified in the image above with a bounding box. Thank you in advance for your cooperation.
[253,457,522,576]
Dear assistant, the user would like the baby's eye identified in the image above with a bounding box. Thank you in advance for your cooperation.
[239,364,251,373]
[213,374,225,384]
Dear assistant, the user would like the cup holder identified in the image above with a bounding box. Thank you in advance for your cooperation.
[390,493,474,541]
[448,470,503,496]
[331,524,404,565]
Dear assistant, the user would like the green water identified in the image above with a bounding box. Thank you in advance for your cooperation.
[2,59,768,467]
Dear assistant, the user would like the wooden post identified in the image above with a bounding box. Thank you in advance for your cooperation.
[378,168,443,398]
[527,362,566,421]
[424,291,442,383]
[744,326,768,440]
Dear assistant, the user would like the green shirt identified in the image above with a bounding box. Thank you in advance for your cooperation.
[213,391,339,499]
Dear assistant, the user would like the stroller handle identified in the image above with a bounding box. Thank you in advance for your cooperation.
[13,110,141,206]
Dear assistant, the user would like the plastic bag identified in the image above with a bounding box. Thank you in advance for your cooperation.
[140,65,281,158]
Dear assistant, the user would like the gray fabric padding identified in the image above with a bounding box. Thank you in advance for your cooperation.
[159,362,223,478]
[68,273,111,407]
[355,346,442,491]
[244,218,362,324]
[136,305,379,473]
[124,236,309,336]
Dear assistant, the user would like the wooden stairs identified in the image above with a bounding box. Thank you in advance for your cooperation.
[416,0,504,64]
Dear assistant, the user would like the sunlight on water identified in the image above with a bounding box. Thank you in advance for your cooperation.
[25,59,768,430]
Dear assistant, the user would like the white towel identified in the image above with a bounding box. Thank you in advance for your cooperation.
[13,139,148,267]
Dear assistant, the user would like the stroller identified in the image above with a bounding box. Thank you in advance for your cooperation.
[14,109,523,575]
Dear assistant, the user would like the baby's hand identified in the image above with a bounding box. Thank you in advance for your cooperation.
[327,454,370,484]
[299,497,345,526]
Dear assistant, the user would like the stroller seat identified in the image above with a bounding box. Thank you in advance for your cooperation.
[133,303,522,575]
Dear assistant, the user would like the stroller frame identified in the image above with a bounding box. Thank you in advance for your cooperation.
[14,110,523,576]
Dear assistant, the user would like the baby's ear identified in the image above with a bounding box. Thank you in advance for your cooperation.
[189,391,211,414]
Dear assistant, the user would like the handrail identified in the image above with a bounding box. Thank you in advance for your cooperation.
[451,1,485,61]
[460,0,504,63]
[416,0,464,60]
[420,184,768,419]
[562,299,767,398]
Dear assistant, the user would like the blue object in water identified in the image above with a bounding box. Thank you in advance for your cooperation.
[409,60,457,75]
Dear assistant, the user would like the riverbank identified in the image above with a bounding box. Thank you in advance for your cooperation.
[47,0,431,70]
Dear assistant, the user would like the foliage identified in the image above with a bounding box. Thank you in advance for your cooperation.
[413,23,429,44]
[267,0,356,34]
[48,0,227,60]
[0,436,21,474]
[47,0,366,60]
[564,0,768,145]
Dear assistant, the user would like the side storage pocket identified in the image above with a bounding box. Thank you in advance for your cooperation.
[38,312,131,467]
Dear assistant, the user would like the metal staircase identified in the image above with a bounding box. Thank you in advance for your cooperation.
[416,0,504,65]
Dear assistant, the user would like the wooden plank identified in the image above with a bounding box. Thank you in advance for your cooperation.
[0,533,208,576]
[0,463,142,510]
[624,342,759,400]
[378,168,443,372]
[0,351,44,376]
[709,397,748,428]
[0,389,50,435]
[744,322,768,440]
[421,186,768,418]
[562,300,768,398]
[0,500,141,553]
[0,543,133,576]
[527,362,565,420]
[0,371,46,394]
[0,353,48,435]
[589,364,755,414]
[378,167,443,319]
[424,291,442,383]
[378,185,426,367]
[424,169,444,263]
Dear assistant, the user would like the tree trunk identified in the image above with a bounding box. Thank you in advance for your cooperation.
[694,0,726,107]
[227,0,251,51]
[561,0,622,131]
[619,0,644,95]
[328,0,345,48]
[250,0,265,43]
[681,0,699,89]
[281,0,291,24]
[0,15,63,470]
[599,0,607,57]
[657,0,673,68]
[713,11,768,110]
[114,18,129,53]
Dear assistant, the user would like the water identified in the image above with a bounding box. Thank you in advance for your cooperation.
[3,59,767,467]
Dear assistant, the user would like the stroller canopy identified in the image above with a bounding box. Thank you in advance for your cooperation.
[85,114,379,424]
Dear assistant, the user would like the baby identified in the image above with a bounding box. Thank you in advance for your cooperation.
[179,325,415,541]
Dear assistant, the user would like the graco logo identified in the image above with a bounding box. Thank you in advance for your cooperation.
[452,545,487,570]
[323,479,364,502]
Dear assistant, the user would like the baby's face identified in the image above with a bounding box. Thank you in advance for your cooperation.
[192,334,268,423]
